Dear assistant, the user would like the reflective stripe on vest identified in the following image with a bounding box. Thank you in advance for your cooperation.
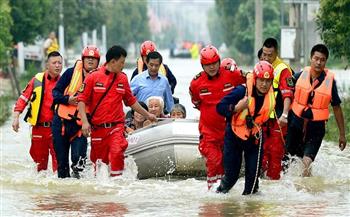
[231,73,275,140]
[270,57,292,118]
[57,60,84,122]
[137,57,167,76]
[25,72,45,125]
[291,67,333,121]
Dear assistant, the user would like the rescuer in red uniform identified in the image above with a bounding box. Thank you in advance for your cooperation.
[189,45,245,190]
[12,51,62,172]
[77,45,156,177]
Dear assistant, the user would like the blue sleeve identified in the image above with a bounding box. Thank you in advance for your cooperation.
[164,64,177,94]
[163,78,175,113]
[131,68,138,81]
[216,85,246,118]
[52,67,74,105]
[331,79,342,106]
[130,75,139,96]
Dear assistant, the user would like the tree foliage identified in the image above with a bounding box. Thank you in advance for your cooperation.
[105,0,150,48]
[316,0,350,60]
[0,0,13,67]
[61,0,105,46]
[9,0,105,47]
[207,6,224,48]
[9,0,53,44]
[214,0,280,63]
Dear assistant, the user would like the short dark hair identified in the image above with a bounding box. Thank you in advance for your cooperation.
[146,51,162,64]
[310,44,329,60]
[106,45,127,62]
[47,51,62,60]
[263,37,278,51]
[131,101,148,116]
[257,48,263,59]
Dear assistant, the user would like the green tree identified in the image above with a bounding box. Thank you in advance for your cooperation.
[215,0,242,48]
[316,0,350,61]
[105,0,150,48]
[0,0,13,67]
[60,0,105,46]
[207,6,224,48]
[10,0,54,43]
[214,0,280,63]
[9,0,105,47]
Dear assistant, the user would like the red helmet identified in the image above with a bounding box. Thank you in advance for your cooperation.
[82,45,100,60]
[221,58,237,71]
[200,45,220,65]
[140,40,157,56]
[253,61,274,80]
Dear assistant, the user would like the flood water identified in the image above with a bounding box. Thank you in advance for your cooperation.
[1,55,349,216]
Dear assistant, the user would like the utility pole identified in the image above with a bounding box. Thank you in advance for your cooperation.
[255,0,263,62]
[58,0,65,67]
[289,3,301,69]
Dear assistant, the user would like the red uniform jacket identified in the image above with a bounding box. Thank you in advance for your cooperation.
[14,72,59,123]
[77,65,137,125]
[274,68,294,116]
[189,67,245,141]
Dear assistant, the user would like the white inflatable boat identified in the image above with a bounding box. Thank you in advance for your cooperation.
[125,119,206,179]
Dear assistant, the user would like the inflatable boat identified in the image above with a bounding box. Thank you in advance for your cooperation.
[125,119,206,179]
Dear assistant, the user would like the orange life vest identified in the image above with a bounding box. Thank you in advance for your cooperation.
[291,67,334,121]
[56,60,87,124]
[231,73,275,140]
[137,57,167,76]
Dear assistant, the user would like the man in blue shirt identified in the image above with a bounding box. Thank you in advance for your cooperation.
[131,51,174,114]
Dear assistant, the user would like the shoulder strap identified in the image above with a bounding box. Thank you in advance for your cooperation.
[89,73,116,119]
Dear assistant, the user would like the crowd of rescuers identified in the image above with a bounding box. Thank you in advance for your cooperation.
[11,38,346,196]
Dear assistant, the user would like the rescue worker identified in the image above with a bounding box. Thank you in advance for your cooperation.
[131,51,174,114]
[220,58,238,71]
[260,38,294,180]
[77,45,157,177]
[130,40,177,95]
[52,45,100,178]
[43,31,59,56]
[12,51,63,172]
[216,61,276,195]
[286,44,346,177]
[189,45,245,190]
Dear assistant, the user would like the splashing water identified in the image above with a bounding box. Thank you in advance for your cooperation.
[1,57,349,216]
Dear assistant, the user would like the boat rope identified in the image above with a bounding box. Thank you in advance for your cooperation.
[251,122,263,195]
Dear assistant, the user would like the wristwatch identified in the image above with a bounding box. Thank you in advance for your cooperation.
[281,113,288,119]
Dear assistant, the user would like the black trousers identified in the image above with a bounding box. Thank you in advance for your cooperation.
[52,114,87,178]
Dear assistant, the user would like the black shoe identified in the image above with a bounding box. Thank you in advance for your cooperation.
[71,170,81,179]
[216,180,233,194]
[216,184,229,194]
[242,187,259,195]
